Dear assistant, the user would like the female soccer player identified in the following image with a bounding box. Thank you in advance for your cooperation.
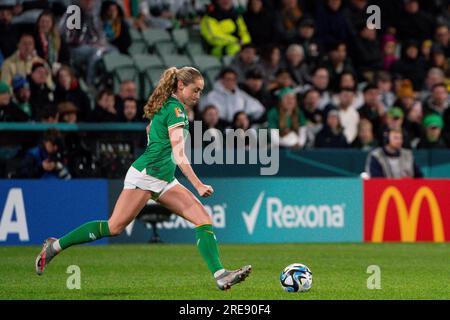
[35,67,251,290]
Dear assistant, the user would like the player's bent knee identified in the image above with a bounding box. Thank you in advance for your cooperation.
[192,209,213,226]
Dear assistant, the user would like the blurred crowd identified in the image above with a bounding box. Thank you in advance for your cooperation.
[0,0,450,157]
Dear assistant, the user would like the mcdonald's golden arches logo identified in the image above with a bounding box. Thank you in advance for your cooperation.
[371,186,445,242]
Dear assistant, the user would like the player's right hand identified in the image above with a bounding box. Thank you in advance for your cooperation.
[197,184,214,197]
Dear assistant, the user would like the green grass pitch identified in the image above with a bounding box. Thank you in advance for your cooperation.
[0,243,449,300]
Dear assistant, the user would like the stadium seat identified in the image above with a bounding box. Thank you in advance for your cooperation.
[192,54,222,71]
[172,28,189,51]
[132,54,164,73]
[222,55,234,66]
[185,42,205,59]
[132,54,166,99]
[191,54,223,90]
[128,28,148,54]
[154,41,177,56]
[102,52,139,94]
[142,28,174,55]
[161,54,193,68]
[145,68,166,93]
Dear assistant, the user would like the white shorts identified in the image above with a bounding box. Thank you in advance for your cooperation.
[123,166,179,200]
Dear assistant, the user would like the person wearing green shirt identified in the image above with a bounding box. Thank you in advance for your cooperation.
[35,67,251,291]
[268,87,306,148]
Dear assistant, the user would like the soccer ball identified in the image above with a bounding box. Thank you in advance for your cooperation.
[280,263,313,292]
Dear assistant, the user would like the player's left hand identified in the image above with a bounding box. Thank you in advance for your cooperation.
[197,184,214,197]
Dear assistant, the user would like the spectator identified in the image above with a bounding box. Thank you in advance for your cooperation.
[274,0,304,45]
[293,16,321,68]
[131,0,177,30]
[0,80,29,122]
[358,83,385,135]
[0,3,20,59]
[315,0,351,49]
[314,105,348,148]
[443,104,450,144]
[331,71,363,109]
[343,0,369,37]
[230,44,259,84]
[365,128,423,178]
[421,39,433,65]
[379,107,412,149]
[115,80,141,116]
[239,68,272,113]
[303,67,332,110]
[391,40,427,90]
[58,101,79,124]
[381,34,398,71]
[54,65,92,122]
[200,104,227,148]
[268,87,306,149]
[429,45,450,76]
[417,114,447,149]
[243,0,276,49]
[336,87,360,144]
[420,67,445,101]
[351,118,378,151]
[259,45,282,87]
[37,104,59,123]
[28,62,54,119]
[200,0,251,57]
[34,10,70,69]
[322,41,355,91]
[302,88,323,125]
[11,75,32,119]
[21,129,71,179]
[201,104,227,134]
[395,79,417,112]
[120,98,139,122]
[301,88,323,147]
[226,111,256,150]
[376,71,396,111]
[283,44,310,86]
[267,68,296,106]
[1,33,53,88]
[395,0,434,42]
[437,1,450,25]
[393,79,423,143]
[423,83,450,116]
[60,0,117,86]
[352,24,383,82]
[91,89,119,122]
[434,24,450,57]
[100,1,131,54]
[200,68,265,124]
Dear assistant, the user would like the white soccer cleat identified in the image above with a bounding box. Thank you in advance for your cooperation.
[35,237,58,275]
[215,265,252,290]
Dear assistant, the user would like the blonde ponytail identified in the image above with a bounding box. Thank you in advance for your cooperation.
[143,67,178,119]
[143,66,203,119]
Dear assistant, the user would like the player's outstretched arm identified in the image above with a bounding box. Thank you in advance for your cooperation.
[169,126,213,197]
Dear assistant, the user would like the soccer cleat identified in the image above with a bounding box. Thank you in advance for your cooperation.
[215,265,252,290]
[35,237,58,275]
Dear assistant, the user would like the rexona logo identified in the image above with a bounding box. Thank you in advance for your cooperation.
[242,192,345,235]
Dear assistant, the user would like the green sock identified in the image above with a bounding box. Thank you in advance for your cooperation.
[195,224,224,275]
[58,220,111,250]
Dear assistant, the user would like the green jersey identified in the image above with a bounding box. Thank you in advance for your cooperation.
[132,96,189,182]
